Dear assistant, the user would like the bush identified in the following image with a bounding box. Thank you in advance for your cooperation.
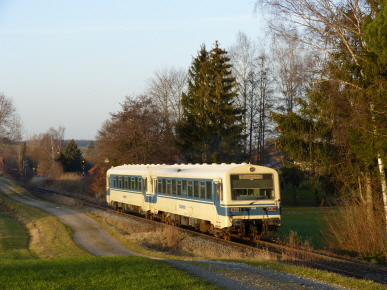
[322,197,387,263]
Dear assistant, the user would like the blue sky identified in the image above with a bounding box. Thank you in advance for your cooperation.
[1,0,265,140]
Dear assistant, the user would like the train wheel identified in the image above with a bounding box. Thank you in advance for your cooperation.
[223,232,231,241]
[262,222,268,236]
[253,233,261,241]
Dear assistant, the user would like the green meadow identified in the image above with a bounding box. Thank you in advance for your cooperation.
[276,206,332,248]
[276,183,337,248]
[0,257,217,290]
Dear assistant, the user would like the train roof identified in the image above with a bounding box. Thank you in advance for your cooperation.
[107,163,277,180]
[150,163,244,179]
[107,164,164,177]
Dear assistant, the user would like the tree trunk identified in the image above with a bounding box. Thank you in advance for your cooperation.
[292,185,298,206]
[377,155,387,235]
[312,175,320,206]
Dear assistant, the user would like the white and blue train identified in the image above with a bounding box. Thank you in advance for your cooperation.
[106,163,281,240]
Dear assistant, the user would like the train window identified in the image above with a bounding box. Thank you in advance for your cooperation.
[193,180,199,198]
[157,179,162,193]
[206,181,212,199]
[124,177,128,189]
[230,174,274,200]
[172,180,177,194]
[187,181,193,197]
[182,180,187,196]
[166,179,172,194]
[162,179,166,194]
[200,181,205,199]
[131,177,135,190]
[143,178,147,191]
[118,176,123,188]
[177,180,182,195]
[113,176,117,188]
[137,177,142,190]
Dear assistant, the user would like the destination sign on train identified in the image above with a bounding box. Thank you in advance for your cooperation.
[239,174,263,179]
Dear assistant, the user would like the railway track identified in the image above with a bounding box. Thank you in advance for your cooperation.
[35,186,387,286]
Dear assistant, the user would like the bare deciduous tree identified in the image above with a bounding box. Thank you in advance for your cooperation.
[26,127,65,175]
[0,93,22,142]
[271,33,314,114]
[96,94,174,166]
[147,67,187,127]
[229,33,274,164]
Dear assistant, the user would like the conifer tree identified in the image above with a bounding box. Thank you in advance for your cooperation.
[265,0,387,207]
[177,42,245,163]
[57,139,83,172]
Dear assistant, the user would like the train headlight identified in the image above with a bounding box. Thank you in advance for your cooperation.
[249,167,255,172]
[230,207,240,212]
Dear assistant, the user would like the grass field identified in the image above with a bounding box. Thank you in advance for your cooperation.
[275,182,337,249]
[0,211,38,259]
[0,257,217,289]
[276,206,334,249]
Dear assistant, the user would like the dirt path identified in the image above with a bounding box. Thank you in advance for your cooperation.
[0,182,138,256]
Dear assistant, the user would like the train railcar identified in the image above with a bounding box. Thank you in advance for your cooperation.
[106,163,281,240]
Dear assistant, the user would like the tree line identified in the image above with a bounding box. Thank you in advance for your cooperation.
[94,36,297,167]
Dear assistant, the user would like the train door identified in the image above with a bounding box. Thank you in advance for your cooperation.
[145,177,157,213]
[214,180,226,228]
[142,177,148,206]
[106,174,111,203]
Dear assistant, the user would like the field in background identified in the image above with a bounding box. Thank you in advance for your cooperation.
[276,182,337,249]
[276,207,334,249]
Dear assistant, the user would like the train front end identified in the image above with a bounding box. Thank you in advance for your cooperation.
[223,165,281,239]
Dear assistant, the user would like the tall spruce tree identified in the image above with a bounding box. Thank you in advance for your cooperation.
[177,42,245,163]
[57,139,83,172]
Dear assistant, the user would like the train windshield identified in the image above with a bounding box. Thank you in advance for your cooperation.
[231,174,274,200]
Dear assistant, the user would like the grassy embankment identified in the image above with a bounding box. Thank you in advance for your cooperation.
[0,179,217,289]
[0,177,384,289]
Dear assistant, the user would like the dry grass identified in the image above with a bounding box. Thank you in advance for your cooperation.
[86,208,275,260]
[323,198,387,263]
[277,231,315,261]
[31,173,95,199]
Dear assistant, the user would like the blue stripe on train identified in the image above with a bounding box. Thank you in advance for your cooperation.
[110,189,280,217]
